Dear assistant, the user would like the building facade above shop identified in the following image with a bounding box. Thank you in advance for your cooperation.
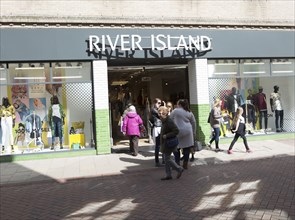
[0,28,294,62]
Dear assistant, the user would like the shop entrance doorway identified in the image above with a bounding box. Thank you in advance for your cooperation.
[108,64,189,151]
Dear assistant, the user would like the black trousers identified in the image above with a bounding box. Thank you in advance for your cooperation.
[275,110,284,130]
[229,133,250,151]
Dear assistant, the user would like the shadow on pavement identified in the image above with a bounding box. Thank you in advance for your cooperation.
[0,154,294,220]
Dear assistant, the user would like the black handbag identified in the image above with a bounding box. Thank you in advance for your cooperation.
[165,136,179,148]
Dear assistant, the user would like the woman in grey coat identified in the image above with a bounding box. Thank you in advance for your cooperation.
[170,99,196,169]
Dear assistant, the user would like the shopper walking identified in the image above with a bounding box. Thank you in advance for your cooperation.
[170,99,196,169]
[122,105,143,156]
[158,106,183,180]
[228,107,252,154]
[208,98,227,152]
[166,101,174,115]
[150,98,164,167]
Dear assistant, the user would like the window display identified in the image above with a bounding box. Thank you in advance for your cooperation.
[270,85,284,132]
[1,97,16,154]
[208,58,295,134]
[0,62,93,155]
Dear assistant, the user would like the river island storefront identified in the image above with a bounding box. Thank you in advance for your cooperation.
[0,28,294,156]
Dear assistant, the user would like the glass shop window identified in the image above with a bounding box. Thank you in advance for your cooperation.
[52,62,91,83]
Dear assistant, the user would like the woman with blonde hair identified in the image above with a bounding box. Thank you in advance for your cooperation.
[158,106,184,180]
[228,107,252,154]
[208,98,227,152]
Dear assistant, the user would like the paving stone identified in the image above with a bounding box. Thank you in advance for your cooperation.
[0,138,294,220]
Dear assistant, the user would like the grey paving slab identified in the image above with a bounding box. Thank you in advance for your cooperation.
[1,153,294,220]
[0,138,294,186]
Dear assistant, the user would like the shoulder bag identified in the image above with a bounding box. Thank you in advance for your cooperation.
[165,136,179,148]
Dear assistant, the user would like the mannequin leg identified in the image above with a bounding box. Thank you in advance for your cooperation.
[51,122,57,150]
[259,111,263,129]
[280,110,284,131]
[1,118,6,152]
[264,111,268,129]
[57,119,63,149]
[275,110,280,131]
[7,117,14,152]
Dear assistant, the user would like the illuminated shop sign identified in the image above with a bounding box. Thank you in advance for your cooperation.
[88,34,212,52]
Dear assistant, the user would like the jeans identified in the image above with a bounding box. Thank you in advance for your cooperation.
[259,110,268,129]
[248,108,256,129]
[163,152,182,178]
[209,127,220,149]
[275,110,284,130]
[52,119,63,145]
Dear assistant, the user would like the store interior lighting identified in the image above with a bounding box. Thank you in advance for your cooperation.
[0,64,6,81]
[272,59,292,65]
[52,76,83,79]
[0,63,6,70]
[243,59,265,65]
[214,60,237,66]
[15,63,45,70]
[243,71,266,74]
[214,72,237,75]
[111,81,129,86]
[55,62,82,69]
[14,76,46,80]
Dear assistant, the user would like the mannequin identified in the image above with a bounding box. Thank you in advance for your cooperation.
[246,89,256,130]
[1,97,16,153]
[255,86,268,131]
[48,96,65,150]
[225,87,242,119]
[270,85,284,132]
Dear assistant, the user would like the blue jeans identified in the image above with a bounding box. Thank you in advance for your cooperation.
[209,127,220,149]
[259,110,268,129]
[52,119,63,145]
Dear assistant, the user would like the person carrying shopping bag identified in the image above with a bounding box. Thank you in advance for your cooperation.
[170,99,196,169]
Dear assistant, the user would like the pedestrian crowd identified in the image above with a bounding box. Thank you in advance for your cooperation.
[120,97,252,181]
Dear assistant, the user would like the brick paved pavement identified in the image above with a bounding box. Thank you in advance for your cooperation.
[1,154,294,220]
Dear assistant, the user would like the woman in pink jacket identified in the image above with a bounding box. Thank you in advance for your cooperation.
[122,105,143,156]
